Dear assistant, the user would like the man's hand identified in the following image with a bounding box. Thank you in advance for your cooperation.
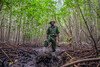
[57,34,59,42]
[56,38,59,43]
[57,39,60,47]
[56,35,60,46]
[47,35,48,39]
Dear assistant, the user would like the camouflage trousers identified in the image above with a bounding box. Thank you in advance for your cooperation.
[44,36,56,52]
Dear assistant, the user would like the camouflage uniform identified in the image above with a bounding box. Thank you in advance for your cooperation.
[44,26,59,52]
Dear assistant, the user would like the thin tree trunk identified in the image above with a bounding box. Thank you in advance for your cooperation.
[7,7,12,42]
[0,0,3,11]
[0,15,4,42]
[76,0,99,57]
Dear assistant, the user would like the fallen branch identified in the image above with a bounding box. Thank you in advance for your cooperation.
[61,57,100,67]
[0,47,12,62]
[61,52,79,67]
[0,59,2,62]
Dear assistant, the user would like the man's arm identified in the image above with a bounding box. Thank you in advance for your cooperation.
[47,35,49,39]
[47,27,50,39]
[57,34,59,42]
[56,27,60,42]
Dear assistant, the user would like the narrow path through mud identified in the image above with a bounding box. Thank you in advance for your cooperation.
[11,47,69,67]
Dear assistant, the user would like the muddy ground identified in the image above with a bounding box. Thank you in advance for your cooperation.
[0,43,100,67]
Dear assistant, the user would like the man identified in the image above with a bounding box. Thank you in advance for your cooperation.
[44,21,60,52]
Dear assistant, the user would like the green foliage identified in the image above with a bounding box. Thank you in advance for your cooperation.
[1,0,99,40]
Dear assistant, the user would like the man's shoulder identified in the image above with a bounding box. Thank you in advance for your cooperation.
[55,26,58,28]
[48,26,58,30]
[49,26,58,28]
[48,26,51,28]
[55,26,58,29]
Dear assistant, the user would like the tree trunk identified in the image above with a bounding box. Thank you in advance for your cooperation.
[76,0,99,57]
[0,0,3,11]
